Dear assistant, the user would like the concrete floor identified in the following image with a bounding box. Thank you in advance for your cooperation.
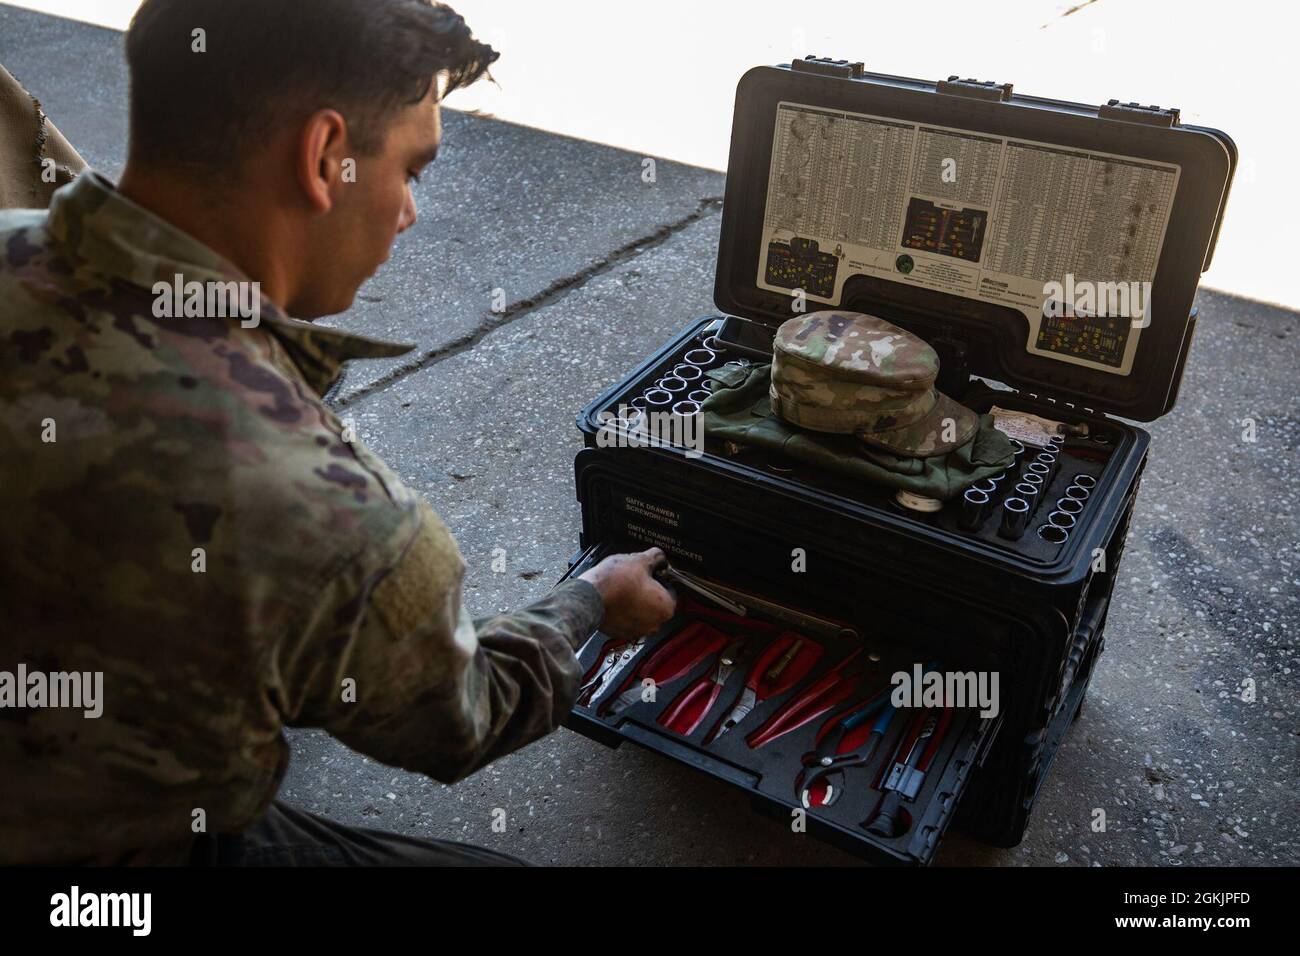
[3,4,1295,867]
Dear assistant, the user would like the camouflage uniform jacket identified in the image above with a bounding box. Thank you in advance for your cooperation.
[0,172,604,865]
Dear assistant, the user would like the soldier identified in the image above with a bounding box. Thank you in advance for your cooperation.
[0,0,676,865]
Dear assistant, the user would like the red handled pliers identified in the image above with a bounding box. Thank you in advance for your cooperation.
[705,632,823,743]
[602,620,731,716]
[657,638,746,736]
[745,648,871,749]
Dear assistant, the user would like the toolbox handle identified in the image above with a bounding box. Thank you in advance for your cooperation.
[937,76,1013,102]
[791,55,864,79]
[1098,99,1180,127]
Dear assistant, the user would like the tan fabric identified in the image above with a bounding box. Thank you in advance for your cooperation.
[0,63,86,210]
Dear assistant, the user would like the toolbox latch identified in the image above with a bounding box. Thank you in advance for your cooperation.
[931,336,971,400]
[1098,99,1180,127]
[791,55,865,79]
[937,76,1013,102]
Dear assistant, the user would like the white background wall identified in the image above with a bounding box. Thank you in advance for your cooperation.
[11,0,1289,307]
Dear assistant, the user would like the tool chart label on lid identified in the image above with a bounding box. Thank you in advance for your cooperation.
[757,101,1181,376]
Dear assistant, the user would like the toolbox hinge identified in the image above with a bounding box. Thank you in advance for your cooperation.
[937,76,1013,102]
[1098,99,1180,127]
[791,55,865,79]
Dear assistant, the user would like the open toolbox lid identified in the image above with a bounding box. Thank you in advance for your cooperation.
[714,58,1236,422]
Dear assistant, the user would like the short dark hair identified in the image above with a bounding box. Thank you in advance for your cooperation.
[125,0,496,175]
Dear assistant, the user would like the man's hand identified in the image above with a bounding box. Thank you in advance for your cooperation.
[579,547,676,640]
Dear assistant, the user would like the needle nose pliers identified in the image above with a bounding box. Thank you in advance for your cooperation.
[746,648,870,750]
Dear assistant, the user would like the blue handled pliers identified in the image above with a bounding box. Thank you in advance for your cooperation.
[796,688,897,809]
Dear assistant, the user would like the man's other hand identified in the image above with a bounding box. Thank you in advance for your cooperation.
[579,548,676,640]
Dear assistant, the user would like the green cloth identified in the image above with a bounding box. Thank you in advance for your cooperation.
[701,363,1014,501]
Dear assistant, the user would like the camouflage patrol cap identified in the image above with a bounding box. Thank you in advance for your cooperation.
[770,310,978,457]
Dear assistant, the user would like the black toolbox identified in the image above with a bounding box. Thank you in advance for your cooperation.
[557,58,1235,865]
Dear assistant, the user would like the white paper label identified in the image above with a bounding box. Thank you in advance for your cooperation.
[989,406,1065,448]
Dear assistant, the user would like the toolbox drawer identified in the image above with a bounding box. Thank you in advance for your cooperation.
[576,314,1146,577]
[560,539,1004,866]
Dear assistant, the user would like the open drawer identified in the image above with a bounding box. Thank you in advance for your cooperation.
[559,543,1003,866]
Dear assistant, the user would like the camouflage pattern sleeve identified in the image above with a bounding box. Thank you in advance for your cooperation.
[0,171,606,859]
[269,498,604,784]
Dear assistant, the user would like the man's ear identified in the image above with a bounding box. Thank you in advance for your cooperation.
[296,108,349,213]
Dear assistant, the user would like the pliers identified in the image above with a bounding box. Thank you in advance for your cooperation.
[602,620,731,716]
[746,648,871,750]
[576,636,647,708]
[657,638,746,736]
[705,631,822,743]
[795,687,897,808]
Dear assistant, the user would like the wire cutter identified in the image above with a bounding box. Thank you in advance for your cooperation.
[657,638,746,736]
[576,636,648,708]
[705,631,823,743]
[795,687,897,808]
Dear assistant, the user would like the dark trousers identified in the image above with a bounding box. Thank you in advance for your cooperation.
[189,801,528,866]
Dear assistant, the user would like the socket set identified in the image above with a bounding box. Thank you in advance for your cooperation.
[957,437,1104,549]
[596,318,1119,561]
[602,330,760,432]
